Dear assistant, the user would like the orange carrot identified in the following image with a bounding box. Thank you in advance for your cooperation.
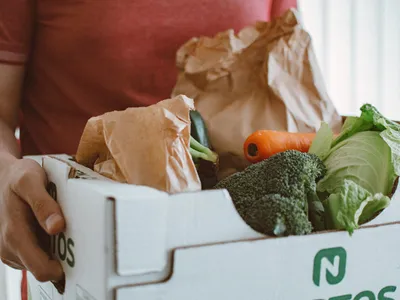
[243,130,317,163]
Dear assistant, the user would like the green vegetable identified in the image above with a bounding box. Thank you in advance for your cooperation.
[214,150,326,236]
[331,104,400,175]
[189,110,219,189]
[190,110,211,149]
[318,131,395,196]
[190,136,219,189]
[309,104,399,234]
[324,179,390,234]
[190,136,218,164]
[308,122,334,161]
[238,194,313,236]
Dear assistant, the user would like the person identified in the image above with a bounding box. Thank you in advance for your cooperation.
[0,0,297,298]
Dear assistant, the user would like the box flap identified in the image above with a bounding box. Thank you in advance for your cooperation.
[41,156,113,300]
[43,156,171,277]
[110,185,169,276]
[167,190,263,249]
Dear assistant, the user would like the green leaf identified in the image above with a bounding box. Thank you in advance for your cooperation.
[359,193,391,224]
[331,116,374,147]
[380,127,400,176]
[323,179,390,234]
[309,122,334,161]
[360,103,400,132]
[308,193,326,231]
[341,116,360,132]
[330,104,400,177]
[317,131,396,196]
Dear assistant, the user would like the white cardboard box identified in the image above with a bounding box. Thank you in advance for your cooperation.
[27,155,400,300]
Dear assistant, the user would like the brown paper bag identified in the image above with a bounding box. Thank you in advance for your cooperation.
[172,9,343,179]
[75,95,201,194]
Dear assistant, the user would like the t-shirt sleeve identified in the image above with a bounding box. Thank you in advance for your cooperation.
[0,0,34,64]
[271,0,297,19]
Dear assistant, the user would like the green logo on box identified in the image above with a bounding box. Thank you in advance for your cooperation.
[313,247,397,299]
[313,247,347,287]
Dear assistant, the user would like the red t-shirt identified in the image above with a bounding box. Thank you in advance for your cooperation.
[1,0,296,299]
[1,0,296,157]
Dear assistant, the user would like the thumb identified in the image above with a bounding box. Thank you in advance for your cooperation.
[11,162,65,235]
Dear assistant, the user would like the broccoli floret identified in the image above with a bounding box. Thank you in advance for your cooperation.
[261,150,326,211]
[214,150,326,236]
[236,194,313,236]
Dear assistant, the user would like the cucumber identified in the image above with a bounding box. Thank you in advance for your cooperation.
[189,110,218,189]
[190,110,211,149]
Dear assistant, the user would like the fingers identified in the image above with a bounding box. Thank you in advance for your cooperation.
[0,218,63,282]
[16,221,64,282]
[10,160,65,235]
[0,158,65,283]
[0,228,24,270]
[0,251,24,270]
[1,258,24,270]
[18,243,64,282]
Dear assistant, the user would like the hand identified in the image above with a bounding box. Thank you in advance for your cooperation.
[0,153,65,282]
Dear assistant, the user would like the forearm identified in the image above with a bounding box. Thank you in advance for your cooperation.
[0,64,25,159]
[0,119,20,159]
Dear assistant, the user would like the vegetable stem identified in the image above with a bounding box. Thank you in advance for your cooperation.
[190,136,218,163]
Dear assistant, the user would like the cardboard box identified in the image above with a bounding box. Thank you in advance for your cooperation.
[27,155,400,300]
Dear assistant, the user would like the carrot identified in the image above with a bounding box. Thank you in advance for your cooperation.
[243,130,317,163]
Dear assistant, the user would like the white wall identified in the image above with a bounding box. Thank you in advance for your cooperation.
[299,0,400,120]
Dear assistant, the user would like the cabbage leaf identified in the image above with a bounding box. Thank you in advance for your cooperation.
[309,104,400,234]
[323,179,390,234]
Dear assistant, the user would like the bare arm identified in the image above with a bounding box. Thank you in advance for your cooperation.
[0,63,65,282]
[0,63,24,158]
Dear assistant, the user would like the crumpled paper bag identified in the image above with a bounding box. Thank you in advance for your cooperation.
[172,8,343,179]
[75,95,201,194]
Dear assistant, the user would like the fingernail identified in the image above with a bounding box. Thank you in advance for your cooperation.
[46,214,64,232]
[52,273,66,294]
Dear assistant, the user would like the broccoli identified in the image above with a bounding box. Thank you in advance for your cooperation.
[214,150,326,236]
[238,194,313,236]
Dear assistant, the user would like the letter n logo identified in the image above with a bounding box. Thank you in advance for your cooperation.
[313,247,347,287]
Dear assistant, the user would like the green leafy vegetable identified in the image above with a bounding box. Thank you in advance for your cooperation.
[323,179,390,234]
[309,122,334,161]
[307,191,326,231]
[317,131,396,196]
[380,127,400,176]
[332,104,400,175]
[309,104,400,234]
